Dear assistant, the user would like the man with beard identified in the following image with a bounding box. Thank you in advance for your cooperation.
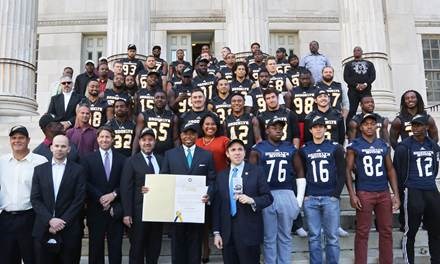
[266,56,293,94]
[137,55,164,90]
[169,68,194,116]
[285,54,305,88]
[348,95,389,142]
[124,74,138,97]
[133,90,178,155]
[247,69,285,115]
[316,66,349,117]
[152,45,168,78]
[169,49,192,78]
[299,40,331,83]
[343,46,376,123]
[133,71,161,114]
[230,62,253,96]
[275,47,290,74]
[97,63,113,94]
[217,53,235,82]
[74,60,98,96]
[103,74,131,108]
[81,79,111,129]
[166,62,185,92]
[193,58,217,101]
[248,50,266,82]
[121,44,144,77]
[208,78,232,124]
[225,93,262,157]
[246,42,261,65]
[107,99,136,157]
[216,47,231,70]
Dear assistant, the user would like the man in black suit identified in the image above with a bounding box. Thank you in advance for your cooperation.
[47,75,84,131]
[121,127,164,264]
[31,134,86,264]
[81,126,126,264]
[160,123,216,264]
[212,139,273,264]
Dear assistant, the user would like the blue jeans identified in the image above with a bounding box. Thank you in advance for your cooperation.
[303,196,340,264]
[263,189,299,264]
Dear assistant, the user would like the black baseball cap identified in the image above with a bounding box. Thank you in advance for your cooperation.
[147,71,161,77]
[197,58,210,64]
[152,45,161,50]
[276,47,286,53]
[266,118,286,128]
[314,88,329,98]
[410,114,428,125]
[181,123,198,133]
[361,113,378,123]
[182,68,193,78]
[127,44,137,50]
[139,127,156,138]
[39,113,57,129]
[309,116,326,128]
[226,139,246,149]
[9,125,29,137]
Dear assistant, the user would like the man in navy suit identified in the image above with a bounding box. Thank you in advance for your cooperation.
[212,139,273,264]
[81,126,126,264]
[120,127,164,264]
[47,75,84,131]
[31,134,86,264]
[160,123,216,264]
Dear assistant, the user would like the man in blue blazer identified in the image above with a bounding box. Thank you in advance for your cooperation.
[212,139,273,264]
[160,123,216,264]
[120,127,164,264]
[81,126,127,264]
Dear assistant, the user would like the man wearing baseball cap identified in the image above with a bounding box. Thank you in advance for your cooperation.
[394,114,440,263]
[121,44,144,76]
[0,126,48,263]
[74,59,98,96]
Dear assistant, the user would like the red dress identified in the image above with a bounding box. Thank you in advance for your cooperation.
[196,136,229,173]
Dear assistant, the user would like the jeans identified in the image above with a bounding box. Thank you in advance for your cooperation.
[263,189,299,264]
[303,196,340,264]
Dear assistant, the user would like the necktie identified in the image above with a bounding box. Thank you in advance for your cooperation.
[104,151,111,180]
[186,149,193,167]
[146,155,155,174]
[229,167,238,216]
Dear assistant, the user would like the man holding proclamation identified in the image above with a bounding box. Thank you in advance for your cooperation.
[160,123,216,264]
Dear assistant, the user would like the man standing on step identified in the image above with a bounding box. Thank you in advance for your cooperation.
[346,113,400,264]
[393,114,440,264]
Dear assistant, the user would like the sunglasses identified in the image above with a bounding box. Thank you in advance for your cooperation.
[61,82,72,85]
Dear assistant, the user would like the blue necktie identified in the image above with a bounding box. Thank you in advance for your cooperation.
[104,151,111,181]
[186,149,193,167]
[229,167,238,216]
[146,155,155,174]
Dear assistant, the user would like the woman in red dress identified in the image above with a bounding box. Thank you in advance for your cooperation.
[196,112,229,263]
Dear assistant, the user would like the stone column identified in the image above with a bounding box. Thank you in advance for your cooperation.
[107,0,150,59]
[0,0,39,116]
[339,0,397,115]
[225,0,269,53]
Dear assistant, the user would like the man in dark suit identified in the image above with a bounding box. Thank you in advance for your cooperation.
[81,126,126,264]
[212,139,273,264]
[160,123,216,264]
[121,127,164,264]
[30,134,86,264]
[47,75,84,131]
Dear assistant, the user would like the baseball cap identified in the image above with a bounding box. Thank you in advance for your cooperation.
[410,114,428,125]
[127,44,137,50]
[39,113,57,129]
[85,60,95,66]
[266,118,286,128]
[147,71,161,77]
[152,45,161,50]
[226,139,246,149]
[9,125,29,137]
[60,75,72,82]
[197,58,210,64]
[309,116,326,128]
[276,47,286,53]
[361,113,378,123]
[182,68,193,78]
[181,123,198,133]
[139,127,156,138]
[314,88,329,98]
[98,56,108,62]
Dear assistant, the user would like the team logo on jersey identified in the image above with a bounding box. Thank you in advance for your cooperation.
[353,61,368,74]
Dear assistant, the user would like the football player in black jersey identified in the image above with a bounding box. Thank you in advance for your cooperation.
[124,74,138,97]
[390,90,438,149]
[304,88,345,145]
[248,50,265,83]
[265,56,293,93]
[81,79,110,129]
[217,53,235,82]
[316,66,349,117]
[166,61,185,93]
[225,93,261,157]
[208,78,231,124]
[169,68,193,116]
[169,49,192,78]
[246,42,261,65]
[133,90,178,155]
[275,47,290,74]
[137,55,164,90]
[133,71,161,114]
[258,88,300,147]
[107,99,136,157]
[112,60,123,76]
[193,58,217,101]
[121,44,144,76]
[216,46,231,70]
[103,74,132,119]
[230,62,253,95]
[348,95,389,142]
[152,45,168,77]
[285,54,304,88]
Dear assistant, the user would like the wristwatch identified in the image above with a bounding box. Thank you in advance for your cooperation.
[112,191,117,198]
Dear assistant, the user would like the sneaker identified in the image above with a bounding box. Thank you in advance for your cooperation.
[295,227,308,237]
[338,227,349,237]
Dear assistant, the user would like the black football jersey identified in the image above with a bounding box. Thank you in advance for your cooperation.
[107,119,135,157]
[142,109,175,154]
[137,68,163,90]
[286,66,305,88]
[268,72,288,93]
[193,74,217,101]
[316,81,343,112]
[248,63,265,82]
[259,108,299,143]
[230,79,253,96]
[290,86,318,121]
[210,95,232,124]
[103,89,131,107]
[276,60,290,74]
[82,98,108,129]
[305,108,345,145]
[248,87,268,115]
[121,58,144,76]
[225,112,255,154]
[219,67,233,83]
[352,112,386,139]
[135,88,159,114]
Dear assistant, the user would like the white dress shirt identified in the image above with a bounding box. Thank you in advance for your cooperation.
[182,145,196,159]
[52,158,67,200]
[99,148,113,171]
[142,152,160,174]
[63,91,73,111]
[0,152,48,212]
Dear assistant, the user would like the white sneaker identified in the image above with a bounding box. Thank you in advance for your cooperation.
[295,227,308,237]
[338,227,349,237]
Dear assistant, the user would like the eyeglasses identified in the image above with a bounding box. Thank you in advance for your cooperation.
[61,82,72,85]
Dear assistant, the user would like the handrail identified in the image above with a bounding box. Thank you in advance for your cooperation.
[425,103,440,112]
